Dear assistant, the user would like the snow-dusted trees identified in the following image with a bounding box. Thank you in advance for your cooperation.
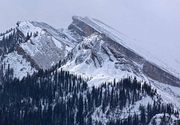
[0,29,23,54]
[0,68,178,125]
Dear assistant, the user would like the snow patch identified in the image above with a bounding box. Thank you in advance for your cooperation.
[2,51,36,80]
[52,37,63,49]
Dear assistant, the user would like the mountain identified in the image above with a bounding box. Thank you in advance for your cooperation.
[0,20,80,80]
[64,16,180,87]
[63,16,180,113]
[0,16,180,125]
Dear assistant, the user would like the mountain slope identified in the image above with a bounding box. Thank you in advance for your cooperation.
[17,21,78,70]
[62,33,147,86]
[0,69,179,125]
[0,21,80,80]
[64,16,180,87]
[61,16,180,113]
[0,16,180,124]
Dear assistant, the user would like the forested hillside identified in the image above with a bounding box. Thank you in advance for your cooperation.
[0,67,179,125]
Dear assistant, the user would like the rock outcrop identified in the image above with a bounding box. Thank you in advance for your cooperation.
[67,16,180,87]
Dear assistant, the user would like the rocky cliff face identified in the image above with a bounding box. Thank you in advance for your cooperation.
[0,21,79,79]
[66,16,180,87]
[1,16,180,87]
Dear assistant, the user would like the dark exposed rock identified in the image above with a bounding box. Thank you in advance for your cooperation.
[143,62,180,87]
[68,16,97,37]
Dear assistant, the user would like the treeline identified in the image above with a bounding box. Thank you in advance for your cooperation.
[0,68,179,125]
[0,28,40,56]
[0,29,19,54]
[0,28,14,37]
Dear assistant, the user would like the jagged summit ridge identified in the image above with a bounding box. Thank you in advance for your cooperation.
[1,16,180,87]
[0,20,79,79]
[66,16,180,87]
[63,33,146,87]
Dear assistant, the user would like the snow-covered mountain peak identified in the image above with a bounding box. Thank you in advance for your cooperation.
[70,16,180,79]
[66,16,180,87]
[1,16,179,87]
[0,19,82,79]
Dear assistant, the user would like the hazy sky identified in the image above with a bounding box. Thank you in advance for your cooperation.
[0,0,180,74]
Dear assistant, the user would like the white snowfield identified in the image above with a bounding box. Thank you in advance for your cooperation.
[2,51,36,80]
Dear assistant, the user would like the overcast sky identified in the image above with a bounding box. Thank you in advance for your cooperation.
[0,0,180,74]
